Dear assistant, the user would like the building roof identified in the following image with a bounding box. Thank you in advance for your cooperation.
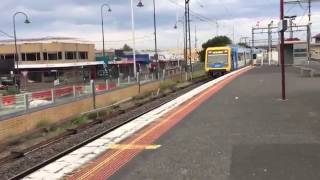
[0,36,93,45]
[284,40,306,45]
[313,33,320,39]
[18,61,104,69]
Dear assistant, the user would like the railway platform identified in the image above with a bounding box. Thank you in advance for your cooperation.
[25,66,320,180]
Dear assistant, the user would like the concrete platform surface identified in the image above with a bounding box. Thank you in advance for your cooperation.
[110,66,320,180]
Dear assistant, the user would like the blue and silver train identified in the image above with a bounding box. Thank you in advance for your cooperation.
[205,46,252,76]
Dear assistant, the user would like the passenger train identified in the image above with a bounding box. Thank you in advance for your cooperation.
[205,46,252,77]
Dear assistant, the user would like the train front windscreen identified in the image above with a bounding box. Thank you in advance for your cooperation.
[207,50,229,67]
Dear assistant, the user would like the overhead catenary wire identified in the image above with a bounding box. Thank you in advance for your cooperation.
[167,0,237,40]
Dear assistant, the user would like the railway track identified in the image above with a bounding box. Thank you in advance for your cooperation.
[0,77,209,180]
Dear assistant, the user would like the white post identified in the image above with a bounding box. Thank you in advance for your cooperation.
[106,79,109,90]
[24,94,29,111]
[73,85,76,97]
[136,72,139,83]
[128,75,130,84]
[51,88,55,103]
[130,0,137,78]
[91,80,96,109]
[162,69,166,80]
[117,77,120,86]
[90,80,94,94]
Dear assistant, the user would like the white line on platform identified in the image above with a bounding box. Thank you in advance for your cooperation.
[23,66,251,180]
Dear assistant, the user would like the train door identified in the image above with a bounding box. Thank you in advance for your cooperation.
[231,48,238,70]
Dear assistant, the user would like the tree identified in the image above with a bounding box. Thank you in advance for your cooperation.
[198,36,232,62]
[122,44,133,51]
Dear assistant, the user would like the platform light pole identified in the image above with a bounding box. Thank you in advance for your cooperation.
[130,0,138,78]
[307,0,311,63]
[152,0,160,79]
[174,16,186,69]
[13,11,31,88]
[184,0,189,80]
[137,0,160,79]
[280,0,286,100]
[187,1,192,79]
[101,4,112,58]
[268,20,274,65]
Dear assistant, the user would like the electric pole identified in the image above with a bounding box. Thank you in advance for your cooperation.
[216,22,219,36]
[251,27,255,61]
[280,0,286,100]
[184,0,192,80]
[195,24,197,51]
[184,0,188,79]
[268,21,273,65]
[308,0,311,63]
[187,1,192,78]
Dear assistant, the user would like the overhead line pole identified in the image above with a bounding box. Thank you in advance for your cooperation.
[280,0,286,100]
[130,0,137,78]
[308,0,311,21]
[187,1,192,79]
[307,0,311,63]
[184,0,188,80]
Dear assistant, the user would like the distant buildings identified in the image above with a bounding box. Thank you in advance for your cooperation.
[0,36,198,88]
[0,37,100,84]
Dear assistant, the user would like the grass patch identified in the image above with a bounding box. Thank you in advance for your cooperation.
[35,120,50,129]
[87,112,98,120]
[71,116,89,126]
[175,81,192,89]
[6,135,24,146]
[160,80,177,90]
[192,70,206,79]
[134,92,152,100]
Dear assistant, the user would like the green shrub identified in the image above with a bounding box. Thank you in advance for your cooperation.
[36,120,50,129]
[72,116,89,125]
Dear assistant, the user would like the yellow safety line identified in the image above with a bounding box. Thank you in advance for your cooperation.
[108,144,161,150]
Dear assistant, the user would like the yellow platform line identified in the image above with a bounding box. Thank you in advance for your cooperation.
[108,144,161,150]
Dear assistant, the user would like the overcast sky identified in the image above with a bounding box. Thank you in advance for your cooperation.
[0,0,319,50]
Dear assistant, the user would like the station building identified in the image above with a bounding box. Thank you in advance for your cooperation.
[0,37,103,84]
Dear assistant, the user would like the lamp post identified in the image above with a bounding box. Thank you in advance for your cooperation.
[101,4,112,57]
[136,0,159,79]
[130,0,138,78]
[13,11,31,88]
[174,17,186,68]
[280,0,286,100]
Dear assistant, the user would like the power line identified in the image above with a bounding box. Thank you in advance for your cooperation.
[167,0,218,26]
[91,34,154,43]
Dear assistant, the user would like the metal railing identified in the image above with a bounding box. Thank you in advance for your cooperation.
[0,65,196,118]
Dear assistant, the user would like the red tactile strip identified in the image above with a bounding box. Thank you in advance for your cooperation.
[68,67,253,180]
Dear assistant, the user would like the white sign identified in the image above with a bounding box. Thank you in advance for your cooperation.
[54,79,60,86]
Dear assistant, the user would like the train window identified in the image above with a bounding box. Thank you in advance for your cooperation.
[253,54,257,59]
